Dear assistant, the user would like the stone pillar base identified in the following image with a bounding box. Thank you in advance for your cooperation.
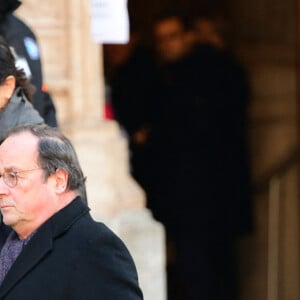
[109,208,167,300]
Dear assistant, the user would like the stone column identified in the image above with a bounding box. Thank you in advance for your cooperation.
[230,0,300,299]
[16,1,166,299]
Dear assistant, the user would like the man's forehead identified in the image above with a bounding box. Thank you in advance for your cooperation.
[0,132,38,160]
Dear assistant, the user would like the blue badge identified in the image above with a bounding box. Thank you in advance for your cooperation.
[24,37,40,60]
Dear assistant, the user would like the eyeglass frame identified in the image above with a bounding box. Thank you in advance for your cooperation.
[0,168,45,188]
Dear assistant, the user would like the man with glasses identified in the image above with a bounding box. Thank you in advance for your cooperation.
[0,124,143,299]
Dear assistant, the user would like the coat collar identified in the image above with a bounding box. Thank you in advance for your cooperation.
[0,196,89,298]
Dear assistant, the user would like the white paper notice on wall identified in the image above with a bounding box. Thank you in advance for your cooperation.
[90,0,129,44]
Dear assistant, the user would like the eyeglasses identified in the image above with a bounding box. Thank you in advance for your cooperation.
[0,168,44,188]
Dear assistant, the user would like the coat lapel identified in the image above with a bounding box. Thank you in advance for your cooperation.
[0,225,53,299]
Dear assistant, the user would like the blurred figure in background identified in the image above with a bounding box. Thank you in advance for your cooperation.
[145,9,252,300]
[0,36,44,141]
[103,19,159,190]
[0,0,58,127]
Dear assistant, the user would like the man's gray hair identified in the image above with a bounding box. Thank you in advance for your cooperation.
[3,124,87,203]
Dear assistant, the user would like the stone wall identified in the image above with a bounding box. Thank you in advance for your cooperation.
[230,0,300,299]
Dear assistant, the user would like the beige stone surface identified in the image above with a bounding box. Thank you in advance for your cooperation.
[64,120,146,219]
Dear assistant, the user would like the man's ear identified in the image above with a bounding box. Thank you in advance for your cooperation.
[3,75,16,99]
[54,168,68,193]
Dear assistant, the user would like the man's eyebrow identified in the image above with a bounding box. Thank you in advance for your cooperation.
[3,166,19,172]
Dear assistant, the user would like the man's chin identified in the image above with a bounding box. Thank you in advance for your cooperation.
[1,215,16,227]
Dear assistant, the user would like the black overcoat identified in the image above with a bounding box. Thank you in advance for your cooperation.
[0,197,143,300]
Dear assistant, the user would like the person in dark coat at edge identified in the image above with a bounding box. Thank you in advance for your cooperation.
[0,0,58,127]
